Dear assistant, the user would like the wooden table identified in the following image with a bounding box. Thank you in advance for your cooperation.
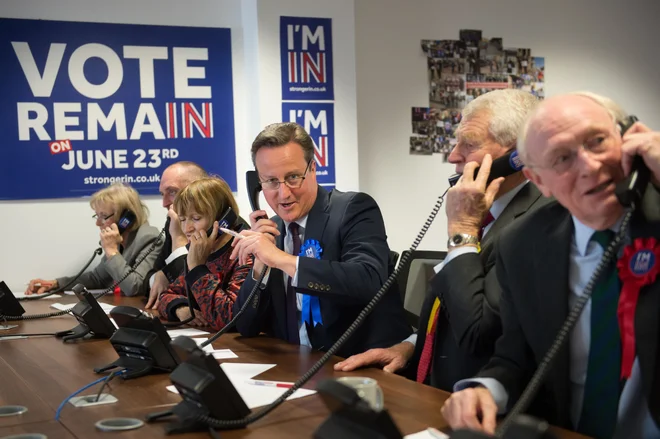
[0,295,586,438]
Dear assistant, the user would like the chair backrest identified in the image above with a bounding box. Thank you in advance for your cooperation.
[395,250,446,329]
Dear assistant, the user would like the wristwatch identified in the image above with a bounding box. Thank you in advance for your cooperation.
[447,233,480,249]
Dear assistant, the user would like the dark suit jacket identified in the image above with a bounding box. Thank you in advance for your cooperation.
[479,185,660,429]
[409,183,548,391]
[234,185,412,358]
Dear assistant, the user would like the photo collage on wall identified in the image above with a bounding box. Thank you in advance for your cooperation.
[410,29,545,159]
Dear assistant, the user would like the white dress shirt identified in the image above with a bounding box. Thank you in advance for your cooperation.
[455,215,660,438]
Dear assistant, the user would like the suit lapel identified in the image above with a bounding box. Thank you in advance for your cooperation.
[481,183,544,253]
[534,208,573,424]
[301,185,330,255]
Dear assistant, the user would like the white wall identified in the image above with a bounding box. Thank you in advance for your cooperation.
[355,0,660,256]
[0,0,359,291]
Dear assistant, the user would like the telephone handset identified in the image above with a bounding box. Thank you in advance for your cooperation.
[205,206,238,239]
[614,115,650,208]
[246,170,267,221]
[116,209,137,234]
[448,149,524,187]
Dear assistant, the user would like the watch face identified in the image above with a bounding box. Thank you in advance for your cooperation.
[451,235,463,245]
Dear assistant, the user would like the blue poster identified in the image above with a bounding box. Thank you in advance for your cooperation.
[282,102,335,188]
[280,16,334,101]
[0,18,236,200]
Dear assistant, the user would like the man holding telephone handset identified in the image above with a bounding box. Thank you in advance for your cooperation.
[442,92,660,438]
[230,122,411,357]
[336,90,548,391]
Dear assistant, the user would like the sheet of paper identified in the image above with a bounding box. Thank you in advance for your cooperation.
[166,363,315,408]
[404,429,449,439]
[50,302,116,314]
[166,328,210,337]
[13,292,62,299]
[190,339,238,358]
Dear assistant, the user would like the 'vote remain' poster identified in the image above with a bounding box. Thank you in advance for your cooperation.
[0,18,237,200]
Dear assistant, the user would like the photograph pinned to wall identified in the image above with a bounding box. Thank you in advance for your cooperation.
[479,37,504,75]
[410,136,433,155]
[459,29,482,48]
[516,48,531,74]
[504,48,519,75]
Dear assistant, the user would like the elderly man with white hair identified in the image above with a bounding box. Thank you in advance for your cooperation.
[335,89,549,392]
[441,92,660,439]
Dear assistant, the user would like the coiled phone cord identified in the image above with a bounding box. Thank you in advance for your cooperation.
[195,187,449,429]
[1,228,165,321]
[495,209,632,437]
[19,247,103,301]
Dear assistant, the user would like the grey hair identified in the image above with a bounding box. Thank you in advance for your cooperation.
[460,89,540,148]
[517,91,628,164]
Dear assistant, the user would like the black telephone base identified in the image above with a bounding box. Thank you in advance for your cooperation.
[146,405,223,435]
[314,407,402,439]
[94,356,161,380]
[55,325,99,343]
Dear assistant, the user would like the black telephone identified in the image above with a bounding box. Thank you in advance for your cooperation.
[205,206,239,238]
[246,170,263,212]
[615,115,650,208]
[448,148,523,187]
[55,284,116,342]
[95,305,180,380]
[116,209,137,234]
[0,281,25,317]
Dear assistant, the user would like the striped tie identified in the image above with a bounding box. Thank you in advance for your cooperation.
[577,230,621,439]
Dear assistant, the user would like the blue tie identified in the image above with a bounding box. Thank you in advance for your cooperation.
[577,230,621,439]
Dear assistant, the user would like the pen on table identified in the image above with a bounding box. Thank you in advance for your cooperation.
[219,227,244,239]
[245,379,294,388]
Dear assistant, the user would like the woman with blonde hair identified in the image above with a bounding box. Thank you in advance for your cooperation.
[26,182,163,296]
[158,177,253,330]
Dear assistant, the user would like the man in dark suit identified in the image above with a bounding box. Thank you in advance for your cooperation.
[144,161,207,309]
[334,90,545,391]
[442,92,660,438]
[231,123,411,358]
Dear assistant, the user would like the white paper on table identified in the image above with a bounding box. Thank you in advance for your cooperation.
[166,328,210,337]
[190,338,238,358]
[404,429,449,439]
[13,292,62,300]
[166,363,315,408]
[50,302,116,314]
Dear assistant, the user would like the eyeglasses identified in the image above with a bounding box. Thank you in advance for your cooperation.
[530,133,612,174]
[92,212,115,221]
[259,160,313,191]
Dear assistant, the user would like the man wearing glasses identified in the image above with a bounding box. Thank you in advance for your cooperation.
[231,122,411,357]
[442,92,660,438]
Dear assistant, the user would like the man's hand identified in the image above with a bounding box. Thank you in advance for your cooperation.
[446,154,504,238]
[186,222,218,269]
[230,230,295,276]
[441,387,498,435]
[334,342,415,373]
[175,307,209,327]
[100,223,122,257]
[25,278,58,295]
[621,121,660,187]
[146,271,168,309]
[245,210,281,275]
[168,207,188,250]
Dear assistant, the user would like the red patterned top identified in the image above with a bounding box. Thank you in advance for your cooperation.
[158,240,253,331]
